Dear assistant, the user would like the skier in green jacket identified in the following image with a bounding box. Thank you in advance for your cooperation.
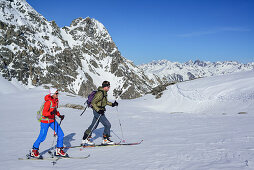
[81,81,118,145]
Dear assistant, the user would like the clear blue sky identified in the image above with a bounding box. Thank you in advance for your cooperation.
[26,0,254,65]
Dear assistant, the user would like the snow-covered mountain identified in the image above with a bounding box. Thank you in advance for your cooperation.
[139,60,254,84]
[0,0,155,99]
[1,0,253,100]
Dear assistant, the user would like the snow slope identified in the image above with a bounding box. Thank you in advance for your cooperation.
[0,71,254,170]
[140,70,254,114]
[0,76,26,94]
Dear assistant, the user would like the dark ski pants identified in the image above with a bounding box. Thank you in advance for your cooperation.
[33,121,64,149]
[84,110,111,138]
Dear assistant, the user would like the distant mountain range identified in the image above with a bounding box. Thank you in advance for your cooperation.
[139,60,254,83]
[0,0,253,99]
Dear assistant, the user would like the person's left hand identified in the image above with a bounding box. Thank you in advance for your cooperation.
[112,101,118,107]
[59,115,65,121]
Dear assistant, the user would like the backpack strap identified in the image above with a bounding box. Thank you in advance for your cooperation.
[98,90,106,109]
[98,90,105,99]
[40,100,55,122]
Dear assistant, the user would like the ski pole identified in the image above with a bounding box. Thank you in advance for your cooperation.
[54,112,56,137]
[116,106,125,143]
[85,114,102,140]
[111,130,124,142]
[80,103,88,116]
[48,111,57,156]
[59,118,63,126]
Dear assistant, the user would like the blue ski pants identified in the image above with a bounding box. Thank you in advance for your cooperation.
[33,121,64,149]
[86,110,111,136]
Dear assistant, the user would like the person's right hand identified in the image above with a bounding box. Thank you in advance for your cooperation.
[50,108,57,115]
[59,115,65,121]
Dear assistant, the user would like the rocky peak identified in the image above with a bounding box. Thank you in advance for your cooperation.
[0,0,157,99]
[194,60,207,67]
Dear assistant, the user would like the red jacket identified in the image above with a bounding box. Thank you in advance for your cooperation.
[41,94,60,123]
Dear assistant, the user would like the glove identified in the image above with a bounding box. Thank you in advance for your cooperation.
[50,108,57,115]
[59,115,65,121]
[98,110,105,115]
[112,101,118,107]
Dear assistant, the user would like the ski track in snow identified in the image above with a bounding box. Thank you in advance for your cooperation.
[0,71,254,169]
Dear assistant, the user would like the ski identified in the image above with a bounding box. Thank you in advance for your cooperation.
[115,140,143,146]
[18,154,90,161]
[19,157,58,161]
[64,140,143,149]
[55,154,90,159]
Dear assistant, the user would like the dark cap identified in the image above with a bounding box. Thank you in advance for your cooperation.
[102,81,110,87]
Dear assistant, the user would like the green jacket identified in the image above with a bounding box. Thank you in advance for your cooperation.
[91,87,113,112]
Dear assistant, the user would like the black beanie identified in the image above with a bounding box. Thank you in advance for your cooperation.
[102,81,110,87]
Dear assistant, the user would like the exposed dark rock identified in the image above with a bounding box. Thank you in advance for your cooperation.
[0,0,160,99]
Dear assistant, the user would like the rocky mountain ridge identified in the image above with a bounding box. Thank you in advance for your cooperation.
[0,0,156,99]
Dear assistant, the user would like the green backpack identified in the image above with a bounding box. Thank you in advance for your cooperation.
[37,101,53,122]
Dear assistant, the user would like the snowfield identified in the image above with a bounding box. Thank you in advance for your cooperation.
[0,71,254,170]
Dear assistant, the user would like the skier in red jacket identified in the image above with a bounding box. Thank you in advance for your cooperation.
[30,88,67,158]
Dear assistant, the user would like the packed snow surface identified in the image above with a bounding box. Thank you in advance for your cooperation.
[0,71,254,170]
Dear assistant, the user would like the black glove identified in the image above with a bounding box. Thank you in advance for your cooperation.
[112,101,118,107]
[98,110,105,115]
[50,108,57,115]
[59,115,65,121]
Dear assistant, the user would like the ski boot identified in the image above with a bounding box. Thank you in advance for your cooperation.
[55,147,69,157]
[81,138,95,146]
[81,134,95,146]
[102,134,115,145]
[30,148,42,159]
